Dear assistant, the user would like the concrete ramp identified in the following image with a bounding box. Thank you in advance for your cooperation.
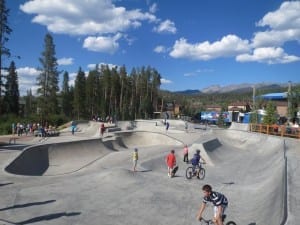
[5,139,113,176]
[114,131,182,147]
[5,131,182,176]
[198,130,286,224]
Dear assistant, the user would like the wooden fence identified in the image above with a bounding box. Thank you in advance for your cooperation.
[249,123,300,139]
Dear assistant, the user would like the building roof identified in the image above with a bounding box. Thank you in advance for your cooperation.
[257,92,288,100]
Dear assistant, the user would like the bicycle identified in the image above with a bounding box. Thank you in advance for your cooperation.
[185,162,205,180]
[199,214,236,225]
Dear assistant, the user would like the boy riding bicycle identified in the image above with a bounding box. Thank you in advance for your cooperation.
[191,149,206,177]
[197,184,228,225]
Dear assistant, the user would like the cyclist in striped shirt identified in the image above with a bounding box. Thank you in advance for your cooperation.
[197,184,228,225]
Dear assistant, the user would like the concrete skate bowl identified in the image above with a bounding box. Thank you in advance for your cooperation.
[114,131,182,148]
[5,131,182,176]
[200,130,287,225]
[5,139,115,176]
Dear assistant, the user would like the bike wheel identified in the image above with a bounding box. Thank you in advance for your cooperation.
[185,167,193,179]
[197,168,205,180]
[226,221,237,225]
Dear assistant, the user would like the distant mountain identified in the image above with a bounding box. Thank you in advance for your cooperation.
[174,89,200,95]
[174,82,293,95]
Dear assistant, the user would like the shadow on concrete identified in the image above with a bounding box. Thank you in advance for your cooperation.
[17,212,81,225]
[0,182,13,187]
[0,200,56,211]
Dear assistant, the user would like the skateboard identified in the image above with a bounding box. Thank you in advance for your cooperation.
[171,165,178,177]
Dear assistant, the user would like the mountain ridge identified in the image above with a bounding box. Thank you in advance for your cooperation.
[173,82,296,95]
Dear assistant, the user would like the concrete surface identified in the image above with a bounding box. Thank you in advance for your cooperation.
[0,120,299,225]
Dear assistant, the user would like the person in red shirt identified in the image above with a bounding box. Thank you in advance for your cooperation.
[165,150,176,177]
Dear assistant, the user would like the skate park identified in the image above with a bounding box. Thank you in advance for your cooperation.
[0,120,299,225]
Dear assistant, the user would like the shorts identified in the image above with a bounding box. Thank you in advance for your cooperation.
[133,160,137,167]
[214,204,227,218]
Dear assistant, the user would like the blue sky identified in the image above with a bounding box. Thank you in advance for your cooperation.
[4,0,300,95]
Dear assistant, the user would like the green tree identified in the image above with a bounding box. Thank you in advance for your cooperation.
[288,85,300,120]
[74,67,86,119]
[0,0,12,114]
[36,33,59,123]
[61,71,72,117]
[24,89,36,117]
[263,101,277,125]
[3,61,19,114]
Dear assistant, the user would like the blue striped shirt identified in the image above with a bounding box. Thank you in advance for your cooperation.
[203,191,228,206]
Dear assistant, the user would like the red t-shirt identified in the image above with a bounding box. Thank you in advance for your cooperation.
[166,153,176,167]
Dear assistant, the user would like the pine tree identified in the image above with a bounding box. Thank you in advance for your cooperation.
[3,61,19,114]
[24,89,35,117]
[263,101,277,125]
[0,0,12,114]
[74,67,86,119]
[36,33,59,123]
[61,71,72,117]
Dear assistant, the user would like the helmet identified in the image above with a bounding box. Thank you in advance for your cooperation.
[196,149,200,153]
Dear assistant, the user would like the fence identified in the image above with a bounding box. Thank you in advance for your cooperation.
[249,123,300,139]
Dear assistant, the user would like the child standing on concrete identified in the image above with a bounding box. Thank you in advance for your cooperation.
[132,148,138,172]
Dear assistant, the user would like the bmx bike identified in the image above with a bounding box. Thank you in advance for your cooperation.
[199,215,236,225]
[185,162,205,180]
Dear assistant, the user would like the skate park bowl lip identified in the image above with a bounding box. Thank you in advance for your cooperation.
[4,131,182,176]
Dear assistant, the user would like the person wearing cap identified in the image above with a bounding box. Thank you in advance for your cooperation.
[165,149,176,177]
[191,149,206,177]
[132,148,139,172]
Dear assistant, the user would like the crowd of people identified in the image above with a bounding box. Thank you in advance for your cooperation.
[11,122,59,137]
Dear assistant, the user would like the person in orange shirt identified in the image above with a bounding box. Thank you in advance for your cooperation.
[166,150,176,177]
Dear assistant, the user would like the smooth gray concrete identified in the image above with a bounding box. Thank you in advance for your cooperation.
[0,120,299,225]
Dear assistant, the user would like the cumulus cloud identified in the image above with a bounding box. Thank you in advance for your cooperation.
[253,1,300,47]
[83,33,122,53]
[170,35,250,60]
[236,47,300,64]
[153,19,177,34]
[160,78,172,84]
[154,45,167,53]
[16,67,40,95]
[57,57,74,65]
[20,0,157,36]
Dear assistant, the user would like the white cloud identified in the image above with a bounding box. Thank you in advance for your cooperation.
[184,69,214,77]
[87,62,118,70]
[83,33,122,53]
[153,19,176,34]
[183,73,197,77]
[236,47,300,64]
[149,3,157,14]
[20,0,157,36]
[16,67,40,96]
[161,78,172,84]
[253,1,300,48]
[170,35,250,60]
[57,57,74,65]
[256,1,300,30]
[68,72,77,87]
[154,45,167,53]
